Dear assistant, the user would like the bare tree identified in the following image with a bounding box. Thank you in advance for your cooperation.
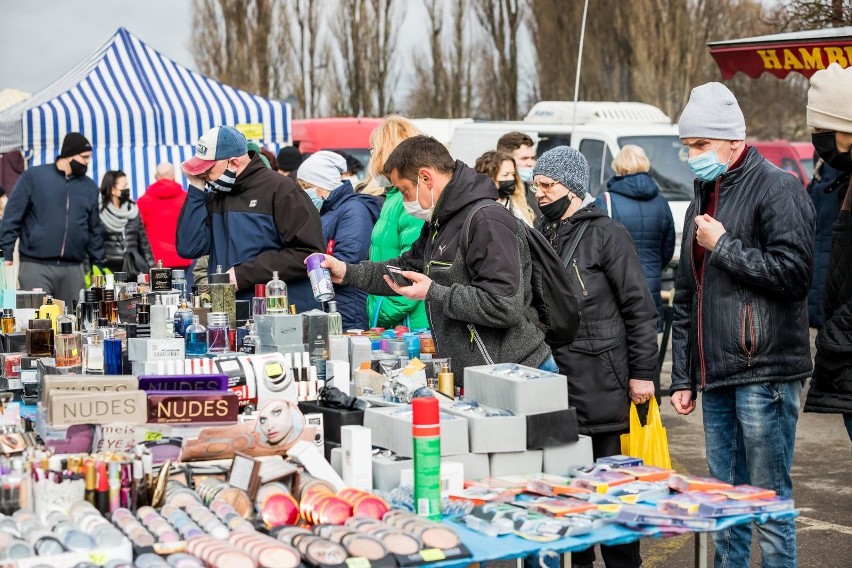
[474,0,525,119]
[279,0,327,117]
[191,0,278,97]
[774,0,852,29]
[447,0,476,117]
[370,0,399,115]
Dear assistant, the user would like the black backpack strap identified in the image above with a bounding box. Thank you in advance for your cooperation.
[561,220,590,269]
[460,201,505,255]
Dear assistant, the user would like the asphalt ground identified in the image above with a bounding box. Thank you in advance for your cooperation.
[491,331,852,567]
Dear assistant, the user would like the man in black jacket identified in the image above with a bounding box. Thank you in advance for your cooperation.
[319,135,553,375]
[0,133,105,306]
[802,63,852,443]
[671,83,815,568]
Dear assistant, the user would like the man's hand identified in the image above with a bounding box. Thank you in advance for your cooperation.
[628,379,655,405]
[225,267,237,287]
[3,261,11,267]
[317,254,346,284]
[695,214,726,251]
[671,390,696,415]
[383,270,432,301]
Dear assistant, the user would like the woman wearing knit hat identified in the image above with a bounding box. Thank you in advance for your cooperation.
[803,63,852,444]
[534,145,658,568]
[297,151,382,330]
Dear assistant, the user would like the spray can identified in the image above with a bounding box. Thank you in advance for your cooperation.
[306,253,335,302]
[411,397,441,520]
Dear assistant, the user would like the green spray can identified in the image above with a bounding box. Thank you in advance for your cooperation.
[412,397,442,520]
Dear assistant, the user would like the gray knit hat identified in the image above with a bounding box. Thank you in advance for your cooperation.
[678,82,746,140]
[533,146,589,198]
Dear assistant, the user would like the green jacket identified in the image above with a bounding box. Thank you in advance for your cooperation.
[367,188,430,330]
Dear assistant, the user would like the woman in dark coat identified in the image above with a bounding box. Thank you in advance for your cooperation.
[534,146,658,568]
[99,170,154,277]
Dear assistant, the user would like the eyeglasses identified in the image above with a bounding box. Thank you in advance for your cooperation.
[532,180,561,192]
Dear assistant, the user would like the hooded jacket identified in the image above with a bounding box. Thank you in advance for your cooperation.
[805,200,852,415]
[367,188,429,330]
[138,178,191,268]
[538,204,659,434]
[0,163,104,266]
[344,161,551,376]
[597,173,675,329]
[670,147,816,394]
[176,153,326,308]
[319,180,382,330]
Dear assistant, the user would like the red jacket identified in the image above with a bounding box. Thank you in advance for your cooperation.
[137,179,192,268]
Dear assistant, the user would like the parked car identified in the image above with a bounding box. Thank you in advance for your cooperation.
[751,140,813,186]
[291,118,383,179]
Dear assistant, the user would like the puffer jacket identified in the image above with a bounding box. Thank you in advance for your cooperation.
[366,188,429,330]
[597,172,675,330]
[345,161,551,378]
[670,147,816,394]
[319,180,382,331]
[539,204,659,434]
[805,194,852,415]
[100,204,155,274]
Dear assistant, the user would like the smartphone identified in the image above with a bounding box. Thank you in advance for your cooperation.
[385,265,414,287]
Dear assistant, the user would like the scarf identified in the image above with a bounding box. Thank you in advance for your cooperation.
[100,201,139,234]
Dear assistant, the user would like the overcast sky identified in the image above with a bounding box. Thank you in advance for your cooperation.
[0,0,440,96]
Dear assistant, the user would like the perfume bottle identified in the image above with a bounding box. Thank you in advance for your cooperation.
[55,321,82,367]
[1,309,14,333]
[103,328,123,375]
[100,289,118,325]
[209,266,236,327]
[327,301,343,337]
[172,269,188,300]
[59,306,79,333]
[26,316,54,357]
[136,296,151,339]
[265,271,288,313]
[150,296,170,339]
[91,274,105,302]
[206,312,230,354]
[173,299,194,338]
[81,289,100,332]
[252,284,266,317]
[150,260,172,293]
[38,295,61,333]
[184,316,208,357]
[240,322,258,354]
[113,272,129,300]
[136,274,150,296]
[82,335,105,374]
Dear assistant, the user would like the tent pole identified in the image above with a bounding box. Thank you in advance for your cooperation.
[570,0,590,133]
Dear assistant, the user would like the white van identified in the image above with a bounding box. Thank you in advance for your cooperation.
[450,101,694,255]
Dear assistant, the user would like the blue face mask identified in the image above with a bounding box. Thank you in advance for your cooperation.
[305,188,324,211]
[688,142,733,182]
[518,168,534,183]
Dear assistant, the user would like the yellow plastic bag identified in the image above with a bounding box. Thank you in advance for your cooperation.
[620,398,672,469]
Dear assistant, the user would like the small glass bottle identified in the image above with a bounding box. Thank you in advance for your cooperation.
[136,274,150,296]
[55,321,82,367]
[26,316,54,357]
[81,289,100,332]
[173,299,194,338]
[60,306,79,333]
[136,296,151,339]
[38,295,61,333]
[91,274,105,302]
[103,328,123,375]
[82,335,105,374]
[149,296,170,339]
[172,269,188,300]
[209,266,236,327]
[150,260,173,293]
[265,271,288,313]
[184,316,208,357]
[100,288,118,325]
[206,312,230,354]
[240,322,258,354]
[327,300,343,337]
[113,272,129,300]
[1,309,14,334]
[252,284,267,317]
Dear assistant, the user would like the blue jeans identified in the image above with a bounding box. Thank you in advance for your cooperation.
[538,356,559,373]
[702,380,801,568]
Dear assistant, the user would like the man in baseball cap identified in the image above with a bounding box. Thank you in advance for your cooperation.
[177,126,325,309]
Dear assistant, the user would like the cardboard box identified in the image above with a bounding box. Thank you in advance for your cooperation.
[128,338,185,362]
[489,450,543,477]
[297,400,364,445]
[349,336,372,372]
[542,435,594,476]
[443,405,526,454]
[329,336,350,365]
[363,405,469,458]
[255,314,303,348]
[526,407,580,449]
[49,390,148,426]
[302,310,329,381]
[464,364,569,415]
[341,425,372,491]
[445,452,490,481]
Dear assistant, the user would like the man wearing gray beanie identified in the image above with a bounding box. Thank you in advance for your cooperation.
[671,82,815,567]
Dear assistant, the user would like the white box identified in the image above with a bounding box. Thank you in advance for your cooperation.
[341,425,372,491]
[128,338,185,362]
[363,405,469,458]
[542,435,594,476]
[489,450,543,477]
[464,364,568,415]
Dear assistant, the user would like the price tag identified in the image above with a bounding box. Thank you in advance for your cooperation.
[419,549,446,562]
[345,557,372,568]
[144,431,163,441]
[88,551,108,564]
[235,122,264,140]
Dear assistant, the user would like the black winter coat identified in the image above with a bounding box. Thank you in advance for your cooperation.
[539,204,659,434]
[671,148,816,394]
[805,196,852,415]
[100,207,155,275]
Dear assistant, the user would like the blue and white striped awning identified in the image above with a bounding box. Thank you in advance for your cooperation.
[0,27,290,197]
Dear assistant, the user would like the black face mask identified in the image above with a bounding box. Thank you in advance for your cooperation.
[497,180,516,198]
[812,131,852,172]
[539,195,571,222]
[69,159,88,177]
[119,189,131,204]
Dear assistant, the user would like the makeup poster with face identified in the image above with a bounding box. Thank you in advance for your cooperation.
[180,400,315,462]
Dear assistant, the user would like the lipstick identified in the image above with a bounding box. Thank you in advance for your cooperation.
[95,461,109,514]
[84,460,96,505]
[108,461,120,513]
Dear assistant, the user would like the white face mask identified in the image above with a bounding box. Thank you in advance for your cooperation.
[403,177,434,222]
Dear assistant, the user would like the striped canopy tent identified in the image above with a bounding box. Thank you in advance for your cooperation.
[0,27,290,197]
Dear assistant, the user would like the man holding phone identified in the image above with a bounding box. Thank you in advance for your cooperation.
[318,135,555,378]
